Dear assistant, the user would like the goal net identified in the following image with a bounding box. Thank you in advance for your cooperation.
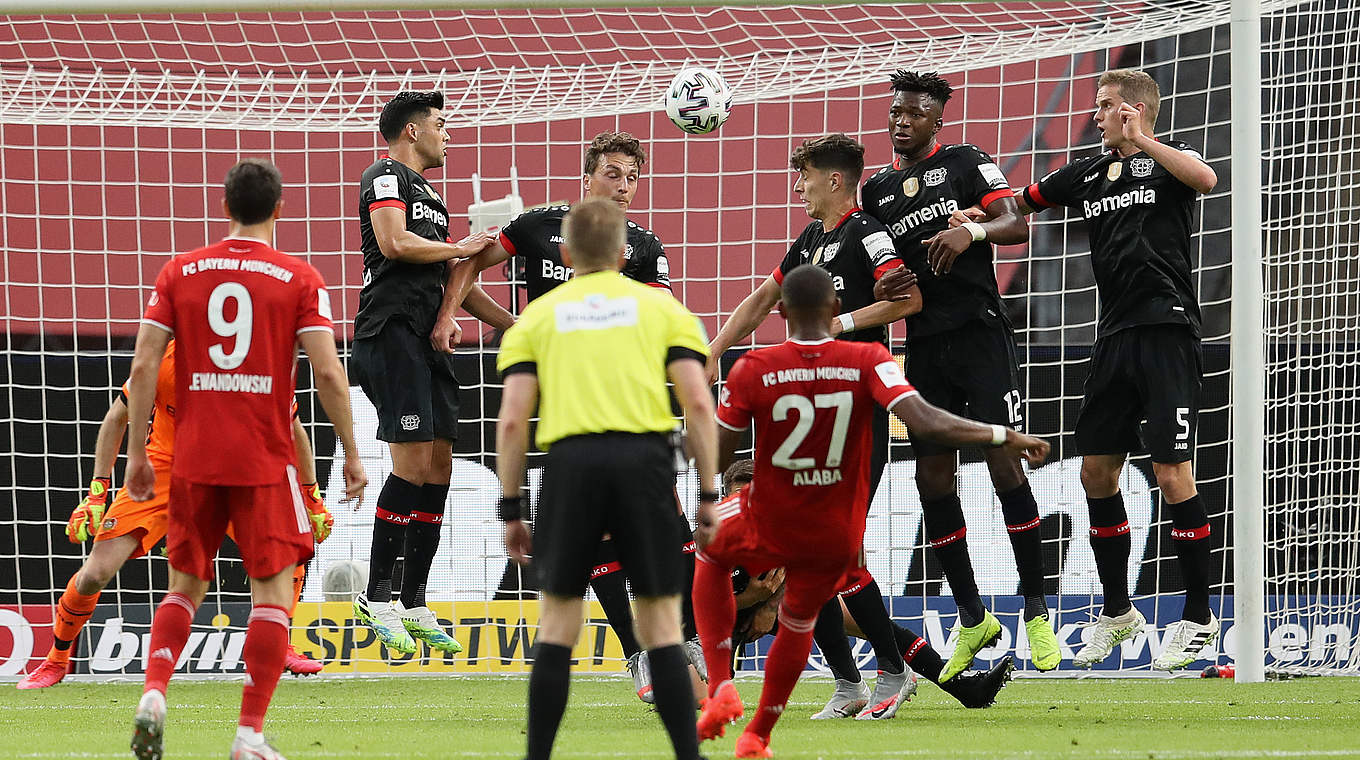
[1,1,1354,678]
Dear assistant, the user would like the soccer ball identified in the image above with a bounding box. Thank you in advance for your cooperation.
[664,67,733,135]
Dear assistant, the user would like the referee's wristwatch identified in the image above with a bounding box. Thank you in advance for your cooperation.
[698,490,721,504]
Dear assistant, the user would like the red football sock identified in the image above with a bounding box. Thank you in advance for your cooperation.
[239,604,290,732]
[746,609,817,741]
[49,575,101,662]
[143,592,197,695]
[691,555,737,698]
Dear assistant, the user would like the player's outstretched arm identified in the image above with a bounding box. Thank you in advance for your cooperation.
[889,394,1050,467]
[670,356,720,547]
[66,396,130,542]
[291,416,333,542]
[432,243,514,353]
[124,324,171,502]
[831,287,921,337]
[298,332,367,505]
[372,205,494,264]
[495,372,539,565]
[706,275,782,382]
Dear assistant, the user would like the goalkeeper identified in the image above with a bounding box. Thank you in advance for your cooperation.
[16,340,335,689]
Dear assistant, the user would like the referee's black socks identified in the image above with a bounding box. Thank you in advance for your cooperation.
[998,482,1050,621]
[400,482,449,610]
[922,494,986,627]
[526,642,572,760]
[1087,492,1132,618]
[366,474,423,603]
[1168,494,1213,625]
[647,644,699,760]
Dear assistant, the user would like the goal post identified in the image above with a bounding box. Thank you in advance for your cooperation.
[1229,0,1265,685]
[1,1,1356,678]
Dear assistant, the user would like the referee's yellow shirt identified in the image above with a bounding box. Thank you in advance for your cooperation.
[497,271,709,449]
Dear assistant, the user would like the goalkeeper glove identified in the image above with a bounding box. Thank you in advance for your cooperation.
[300,482,333,543]
[66,477,112,543]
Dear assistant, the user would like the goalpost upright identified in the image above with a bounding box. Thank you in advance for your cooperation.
[1229,0,1265,685]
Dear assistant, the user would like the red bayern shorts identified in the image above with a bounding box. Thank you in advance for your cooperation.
[167,470,314,581]
[699,490,855,620]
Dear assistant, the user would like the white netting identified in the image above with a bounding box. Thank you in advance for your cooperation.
[1260,0,1360,676]
[2,1,1353,678]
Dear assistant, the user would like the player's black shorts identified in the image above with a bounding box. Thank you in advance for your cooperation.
[1075,323,1201,464]
[349,318,460,443]
[904,315,1022,457]
[535,432,690,599]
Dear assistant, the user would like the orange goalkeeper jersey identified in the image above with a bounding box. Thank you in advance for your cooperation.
[121,340,177,464]
[119,340,301,466]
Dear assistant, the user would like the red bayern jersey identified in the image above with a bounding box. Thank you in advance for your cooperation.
[716,338,917,559]
[141,236,333,485]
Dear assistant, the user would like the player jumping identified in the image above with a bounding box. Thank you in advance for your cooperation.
[693,264,1048,758]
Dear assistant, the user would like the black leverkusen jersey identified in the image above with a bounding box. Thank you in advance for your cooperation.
[499,204,670,303]
[862,143,1015,341]
[355,156,453,339]
[773,209,902,345]
[1022,141,1203,338]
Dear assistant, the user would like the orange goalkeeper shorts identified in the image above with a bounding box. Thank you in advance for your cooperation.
[93,459,173,559]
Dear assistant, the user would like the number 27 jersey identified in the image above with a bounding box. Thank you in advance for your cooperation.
[716,338,917,559]
[142,236,333,486]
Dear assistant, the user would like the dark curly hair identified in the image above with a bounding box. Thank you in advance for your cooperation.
[583,132,647,175]
[889,70,954,106]
[789,133,866,184]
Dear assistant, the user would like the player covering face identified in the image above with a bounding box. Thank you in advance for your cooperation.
[691,264,1048,759]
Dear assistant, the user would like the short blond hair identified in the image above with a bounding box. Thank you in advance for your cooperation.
[1099,69,1161,128]
[562,197,626,268]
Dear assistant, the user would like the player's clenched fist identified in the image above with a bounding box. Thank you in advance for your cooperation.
[300,482,334,542]
[65,477,112,543]
[125,452,156,502]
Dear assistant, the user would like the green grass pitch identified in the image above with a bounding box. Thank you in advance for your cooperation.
[5,675,1359,759]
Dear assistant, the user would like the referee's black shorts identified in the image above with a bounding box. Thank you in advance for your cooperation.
[1075,323,1202,464]
[349,318,460,443]
[904,314,1023,458]
[535,432,690,599]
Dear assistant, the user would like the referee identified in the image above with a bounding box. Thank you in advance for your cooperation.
[495,197,717,760]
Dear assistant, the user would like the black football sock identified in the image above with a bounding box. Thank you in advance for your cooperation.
[923,494,985,627]
[399,483,449,609]
[1168,494,1213,625]
[998,482,1049,620]
[681,548,698,641]
[813,597,861,683]
[841,581,904,675]
[589,541,642,658]
[366,474,423,603]
[526,642,572,760]
[1087,492,1132,618]
[647,644,699,760]
[891,622,944,683]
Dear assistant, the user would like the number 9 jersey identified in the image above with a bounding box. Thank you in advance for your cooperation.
[141,235,333,486]
[715,337,917,561]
